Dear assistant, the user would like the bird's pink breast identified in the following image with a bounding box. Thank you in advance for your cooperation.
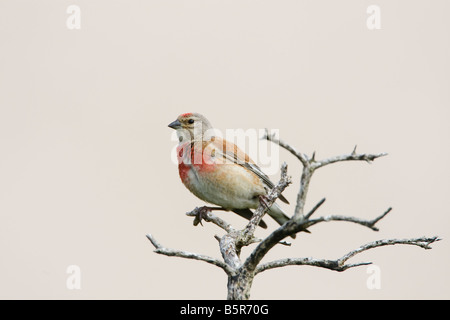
[178,161,190,183]
[177,143,215,185]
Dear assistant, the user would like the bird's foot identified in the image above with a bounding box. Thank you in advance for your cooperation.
[193,206,212,226]
[192,206,227,226]
[259,195,270,210]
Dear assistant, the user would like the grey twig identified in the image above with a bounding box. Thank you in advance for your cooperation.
[186,208,236,234]
[293,147,387,220]
[238,162,291,248]
[304,198,326,220]
[262,129,308,166]
[146,234,235,276]
[256,236,440,274]
[338,236,441,262]
[304,207,393,232]
[147,131,439,300]
[312,151,388,169]
[255,257,371,274]
[243,207,394,273]
[261,138,387,221]
[219,234,241,270]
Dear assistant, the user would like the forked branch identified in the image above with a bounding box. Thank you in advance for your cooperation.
[256,236,441,274]
[146,233,235,276]
[263,129,387,220]
[303,207,393,232]
[147,130,439,300]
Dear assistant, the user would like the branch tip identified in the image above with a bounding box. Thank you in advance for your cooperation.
[256,236,439,275]
[304,206,392,232]
[147,135,437,299]
[146,233,161,249]
[304,198,326,220]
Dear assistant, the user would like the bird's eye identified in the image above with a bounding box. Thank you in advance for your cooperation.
[188,119,194,124]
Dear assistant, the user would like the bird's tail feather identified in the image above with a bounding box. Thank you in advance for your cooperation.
[268,203,311,238]
[232,209,268,229]
[267,203,296,239]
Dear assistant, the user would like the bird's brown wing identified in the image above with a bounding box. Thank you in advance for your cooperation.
[209,137,290,204]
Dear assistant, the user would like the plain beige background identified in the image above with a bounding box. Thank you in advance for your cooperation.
[0,0,449,299]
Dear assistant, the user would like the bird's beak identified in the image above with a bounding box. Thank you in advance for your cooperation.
[168,119,182,129]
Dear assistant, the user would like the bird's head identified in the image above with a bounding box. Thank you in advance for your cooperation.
[168,113,213,142]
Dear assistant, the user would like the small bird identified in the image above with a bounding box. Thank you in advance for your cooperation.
[168,112,293,232]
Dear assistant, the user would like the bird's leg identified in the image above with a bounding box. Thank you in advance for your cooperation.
[193,206,227,226]
[259,195,270,210]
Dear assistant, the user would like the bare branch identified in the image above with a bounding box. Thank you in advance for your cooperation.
[304,198,326,220]
[219,234,241,270]
[263,132,387,222]
[239,162,291,247]
[243,220,298,273]
[253,238,292,247]
[304,207,393,232]
[146,234,235,276]
[244,207,393,272]
[255,257,371,274]
[148,131,438,299]
[293,165,314,219]
[369,207,392,227]
[262,129,308,166]
[312,150,388,169]
[292,149,387,219]
[338,236,441,263]
[186,208,236,234]
[262,129,313,219]
[256,236,441,274]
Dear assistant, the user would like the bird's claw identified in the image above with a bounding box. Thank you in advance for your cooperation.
[259,195,270,210]
[193,206,211,226]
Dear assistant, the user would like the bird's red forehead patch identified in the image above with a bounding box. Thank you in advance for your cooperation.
[180,112,193,118]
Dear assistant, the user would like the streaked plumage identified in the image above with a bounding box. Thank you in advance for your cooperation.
[169,112,292,232]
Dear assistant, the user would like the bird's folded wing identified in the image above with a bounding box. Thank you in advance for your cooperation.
[209,137,290,205]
